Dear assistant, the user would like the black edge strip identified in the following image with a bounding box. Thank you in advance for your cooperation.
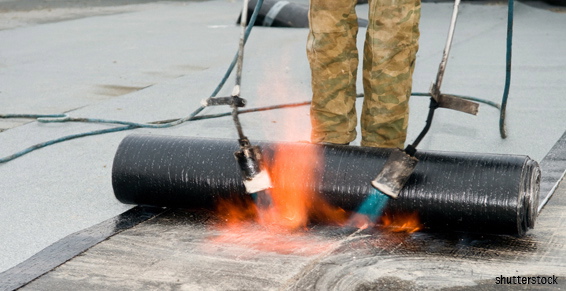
[0,206,167,291]
[538,130,566,212]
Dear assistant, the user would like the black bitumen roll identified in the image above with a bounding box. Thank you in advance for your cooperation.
[112,134,540,236]
[240,0,309,28]
[238,0,369,28]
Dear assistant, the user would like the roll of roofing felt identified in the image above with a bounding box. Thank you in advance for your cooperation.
[237,0,369,28]
[112,134,540,236]
[238,0,309,28]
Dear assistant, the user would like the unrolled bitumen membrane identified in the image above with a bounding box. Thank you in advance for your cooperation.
[112,134,541,236]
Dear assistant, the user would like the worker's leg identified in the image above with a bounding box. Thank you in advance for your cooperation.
[361,0,421,148]
[307,0,359,144]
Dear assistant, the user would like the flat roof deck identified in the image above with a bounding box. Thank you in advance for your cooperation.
[0,0,565,289]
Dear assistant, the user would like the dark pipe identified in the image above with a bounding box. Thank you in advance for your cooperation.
[112,134,540,236]
[238,0,368,28]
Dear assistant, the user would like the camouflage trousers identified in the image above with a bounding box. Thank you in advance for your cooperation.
[307,0,421,148]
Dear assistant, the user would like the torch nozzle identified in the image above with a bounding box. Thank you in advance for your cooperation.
[251,189,273,209]
[234,141,272,194]
[371,148,418,199]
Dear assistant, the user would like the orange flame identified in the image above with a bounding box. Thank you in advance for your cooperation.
[347,213,375,230]
[207,55,351,254]
[208,56,420,256]
[209,144,348,255]
[214,144,348,231]
[215,195,258,227]
[264,144,348,229]
[380,212,422,233]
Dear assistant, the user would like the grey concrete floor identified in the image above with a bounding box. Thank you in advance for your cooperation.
[0,0,565,285]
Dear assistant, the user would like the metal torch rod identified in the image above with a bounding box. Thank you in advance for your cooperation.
[231,0,250,142]
[433,0,461,92]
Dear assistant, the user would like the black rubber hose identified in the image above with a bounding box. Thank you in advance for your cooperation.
[112,134,540,236]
